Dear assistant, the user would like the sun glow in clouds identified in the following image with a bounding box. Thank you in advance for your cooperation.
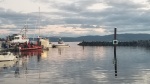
[87,3,112,11]
[0,24,16,28]
[0,29,11,36]
[28,25,107,37]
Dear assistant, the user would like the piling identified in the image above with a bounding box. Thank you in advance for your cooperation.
[114,28,117,77]
[114,28,117,59]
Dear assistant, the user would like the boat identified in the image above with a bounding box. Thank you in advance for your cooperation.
[53,38,70,48]
[39,37,52,50]
[7,26,29,45]
[3,34,40,52]
[36,8,52,50]
[0,35,24,51]
[18,39,42,51]
[2,26,30,51]
[0,52,17,61]
[16,25,43,51]
[7,34,29,44]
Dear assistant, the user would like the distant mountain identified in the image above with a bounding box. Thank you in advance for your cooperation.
[42,34,150,42]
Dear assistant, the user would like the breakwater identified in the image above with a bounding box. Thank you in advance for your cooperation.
[78,40,150,47]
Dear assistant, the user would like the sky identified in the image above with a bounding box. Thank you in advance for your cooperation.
[0,0,150,37]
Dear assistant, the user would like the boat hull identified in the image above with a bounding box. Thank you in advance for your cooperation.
[53,44,70,48]
[19,47,42,51]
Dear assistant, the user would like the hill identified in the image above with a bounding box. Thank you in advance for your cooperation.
[48,34,150,42]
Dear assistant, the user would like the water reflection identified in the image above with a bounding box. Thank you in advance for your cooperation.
[2,43,150,84]
[14,56,28,78]
[20,50,42,62]
[113,55,117,77]
[22,56,28,74]
[0,61,16,70]
[14,61,20,77]
[58,48,66,55]
[113,45,118,77]
[4,50,44,78]
[41,50,48,59]
[20,50,42,56]
[37,53,41,62]
[58,48,62,55]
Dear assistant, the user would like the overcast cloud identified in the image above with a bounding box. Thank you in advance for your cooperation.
[0,0,150,37]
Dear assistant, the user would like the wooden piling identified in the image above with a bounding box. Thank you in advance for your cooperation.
[114,28,117,77]
[114,28,117,59]
[114,28,117,40]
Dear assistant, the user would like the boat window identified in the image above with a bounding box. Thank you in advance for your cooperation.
[0,52,7,55]
[14,37,19,39]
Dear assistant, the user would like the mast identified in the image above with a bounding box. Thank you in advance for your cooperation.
[24,14,28,38]
[38,7,41,38]
[25,20,28,38]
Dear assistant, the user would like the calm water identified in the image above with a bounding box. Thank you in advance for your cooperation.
[1,42,150,84]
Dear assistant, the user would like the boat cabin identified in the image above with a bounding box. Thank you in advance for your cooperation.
[58,38,64,44]
[8,34,29,44]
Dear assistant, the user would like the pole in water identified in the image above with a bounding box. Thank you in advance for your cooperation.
[114,28,117,40]
[113,28,117,77]
[114,28,117,59]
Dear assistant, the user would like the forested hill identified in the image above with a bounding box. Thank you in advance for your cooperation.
[47,34,150,42]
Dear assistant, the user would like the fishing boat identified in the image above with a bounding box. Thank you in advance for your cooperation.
[0,52,17,61]
[8,34,29,44]
[3,25,30,51]
[7,26,29,45]
[16,24,42,51]
[53,38,70,48]
[18,39,42,51]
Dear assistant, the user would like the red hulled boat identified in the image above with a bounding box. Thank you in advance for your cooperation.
[19,41,42,51]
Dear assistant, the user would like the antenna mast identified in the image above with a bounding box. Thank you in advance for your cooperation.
[38,7,41,37]
[25,18,28,38]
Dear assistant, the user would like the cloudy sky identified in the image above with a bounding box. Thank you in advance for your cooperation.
[0,0,150,37]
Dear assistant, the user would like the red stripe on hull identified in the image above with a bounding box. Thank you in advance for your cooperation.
[20,47,42,51]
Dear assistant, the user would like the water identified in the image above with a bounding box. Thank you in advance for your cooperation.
[0,42,150,84]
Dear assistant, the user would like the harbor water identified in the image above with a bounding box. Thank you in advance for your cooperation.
[0,42,150,84]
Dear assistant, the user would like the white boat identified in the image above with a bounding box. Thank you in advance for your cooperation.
[8,34,29,44]
[0,52,17,61]
[6,26,29,45]
[39,37,52,50]
[53,38,70,48]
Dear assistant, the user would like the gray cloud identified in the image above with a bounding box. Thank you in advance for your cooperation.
[1,0,150,37]
[46,0,150,29]
[80,24,101,28]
